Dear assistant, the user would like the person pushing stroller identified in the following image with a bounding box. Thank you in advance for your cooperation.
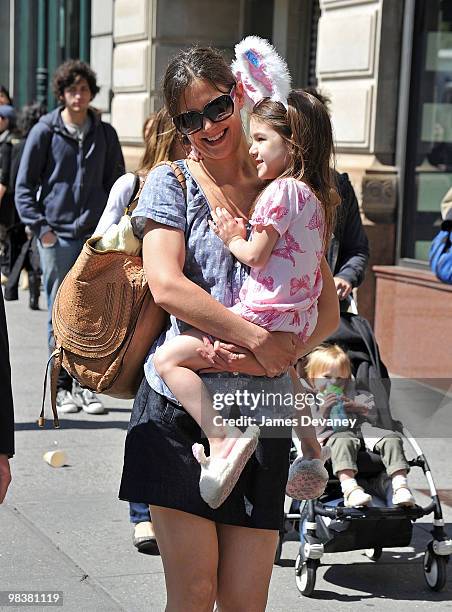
[303,344,415,508]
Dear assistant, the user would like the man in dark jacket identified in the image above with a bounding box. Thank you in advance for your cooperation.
[327,170,369,304]
[0,288,14,503]
[16,60,125,415]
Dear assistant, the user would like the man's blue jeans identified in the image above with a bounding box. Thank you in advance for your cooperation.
[129,502,151,524]
[38,236,85,391]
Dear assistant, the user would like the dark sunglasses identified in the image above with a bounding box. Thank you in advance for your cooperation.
[173,85,235,136]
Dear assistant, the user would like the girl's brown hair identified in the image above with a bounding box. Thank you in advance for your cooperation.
[250,90,339,249]
[137,107,183,174]
[163,46,235,117]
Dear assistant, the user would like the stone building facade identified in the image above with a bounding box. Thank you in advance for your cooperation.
[1,0,451,378]
[313,0,451,378]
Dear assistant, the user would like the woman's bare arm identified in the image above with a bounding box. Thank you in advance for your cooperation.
[143,220,298,376]
[0,184,6,205]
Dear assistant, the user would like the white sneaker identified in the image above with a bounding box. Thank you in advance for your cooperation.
[56,389,81,413]
[73,384,105,415]
[392,486,415,507]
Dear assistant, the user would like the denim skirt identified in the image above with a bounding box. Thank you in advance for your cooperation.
[119,373,293,530]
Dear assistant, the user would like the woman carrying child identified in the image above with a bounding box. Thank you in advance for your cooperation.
[153,58,339,506]
[119,41,339,611]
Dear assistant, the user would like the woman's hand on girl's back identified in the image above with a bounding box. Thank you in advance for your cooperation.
[197,338,266,375]
[196,323,298,377]
[250,330,299,377]
[199,331,299,377]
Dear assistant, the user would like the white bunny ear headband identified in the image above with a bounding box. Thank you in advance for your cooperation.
[231,36,292,112]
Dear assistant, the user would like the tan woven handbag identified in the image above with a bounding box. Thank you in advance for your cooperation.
[39,161,186,427]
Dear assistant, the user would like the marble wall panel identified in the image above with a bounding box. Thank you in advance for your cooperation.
[324,83,373,148]
[91,0,113,36]
[114,0,150,41]
[317,10,377,77]
[111,92,150,142]
[113,40,150,91]
[91,35,113,112]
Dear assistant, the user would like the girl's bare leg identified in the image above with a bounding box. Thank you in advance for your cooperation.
[150,506,218,612]
[215,524,277,612]
[286,367,329,500]
[289,367,321,458]
[154,330,242,459]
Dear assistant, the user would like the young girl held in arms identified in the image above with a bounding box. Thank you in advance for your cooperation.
[154,40,339,508]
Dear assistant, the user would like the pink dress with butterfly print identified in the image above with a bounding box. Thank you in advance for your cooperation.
[229,178,324,341]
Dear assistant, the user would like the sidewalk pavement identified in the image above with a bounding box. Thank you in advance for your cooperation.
[1,289,451,611]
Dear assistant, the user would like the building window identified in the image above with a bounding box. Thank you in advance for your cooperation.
[402,0,452,263]
[12,0,90,110]
[306,0,320,87]
[290,0,320,88]
[242,0,274,41]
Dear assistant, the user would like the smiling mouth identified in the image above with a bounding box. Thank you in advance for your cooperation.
[203,129,227,144]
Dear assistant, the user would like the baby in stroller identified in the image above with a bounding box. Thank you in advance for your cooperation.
[304,344,415,508]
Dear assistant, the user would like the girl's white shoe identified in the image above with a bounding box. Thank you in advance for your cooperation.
[392,486,415,507]
[192,425,260,509]
[344,485,372,508]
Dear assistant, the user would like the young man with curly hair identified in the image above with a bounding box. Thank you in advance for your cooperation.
[15,60,125,414]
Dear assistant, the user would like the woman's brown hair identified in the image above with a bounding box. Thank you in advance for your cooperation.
[163,46,235,117]
[137,107,183,175]
[250,90,339,250]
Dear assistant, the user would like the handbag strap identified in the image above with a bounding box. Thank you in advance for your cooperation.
[125,161,187,216]
[38,348,62,428]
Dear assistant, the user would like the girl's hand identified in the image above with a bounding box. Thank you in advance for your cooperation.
[318,393,338,417]
[197,338,266,376]
[209,207,246,246]
[343,396,370,415]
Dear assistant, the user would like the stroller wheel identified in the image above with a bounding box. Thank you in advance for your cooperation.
[424,549,447,591]
[364,547,382,561]
[295,554,317,597]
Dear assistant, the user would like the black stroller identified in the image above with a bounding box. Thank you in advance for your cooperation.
[275,309,452,595]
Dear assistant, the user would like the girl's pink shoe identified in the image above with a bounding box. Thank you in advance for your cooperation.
[286,447,330,500]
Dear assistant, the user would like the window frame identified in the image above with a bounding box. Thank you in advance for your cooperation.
[396,0,452,267]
